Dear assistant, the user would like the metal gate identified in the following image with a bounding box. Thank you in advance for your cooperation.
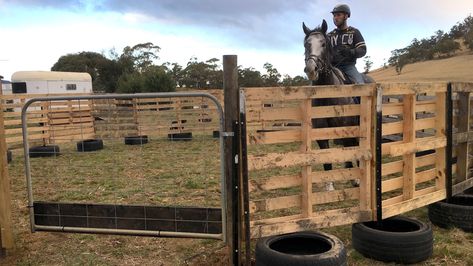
[21,92,227,240]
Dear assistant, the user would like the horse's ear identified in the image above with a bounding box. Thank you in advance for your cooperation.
[321,19,328,35]
[302,22,311,35]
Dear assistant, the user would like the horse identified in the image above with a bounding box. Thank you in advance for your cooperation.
[303,19,371,190]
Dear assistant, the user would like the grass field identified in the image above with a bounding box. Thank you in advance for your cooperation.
[3,133,473,265]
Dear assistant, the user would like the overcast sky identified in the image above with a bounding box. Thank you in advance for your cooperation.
[1,0,472,81]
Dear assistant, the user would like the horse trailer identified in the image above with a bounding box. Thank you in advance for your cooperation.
[10,71,92,95]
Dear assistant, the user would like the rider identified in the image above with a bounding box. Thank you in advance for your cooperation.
[328,4,366,84]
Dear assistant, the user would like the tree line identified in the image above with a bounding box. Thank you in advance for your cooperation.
[51,42,309,93]
[388,15,473,74]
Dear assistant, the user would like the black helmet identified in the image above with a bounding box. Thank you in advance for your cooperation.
[331,4,351,17]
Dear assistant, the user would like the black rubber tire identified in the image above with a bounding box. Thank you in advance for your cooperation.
[124,135,148,145]
[464,187,473,195]
[6,149,12,163]
[77,139,104,152]
[255,231,347,266]
[428,194,473,232]
[29,145,60,158]
[167,132,192,141]
[352,216,433,264]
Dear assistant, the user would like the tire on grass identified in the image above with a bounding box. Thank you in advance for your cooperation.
[77,139,104,152]
[428,194,473,232]
[255,231,347,266]
[124,135,148,145]
[352,216,433,264]
[29,145,60,158]
[168,132,192,141]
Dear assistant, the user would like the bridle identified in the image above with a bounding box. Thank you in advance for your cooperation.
[304,32,332,76]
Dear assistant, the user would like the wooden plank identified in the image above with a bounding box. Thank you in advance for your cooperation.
[435,92,447,190]
[300,99,312,217]
[5,126,49,135]
[382,195,404,207]
[453,178,473,195]
[312,104,360,118]
[313,187,359,205]
[452,82,473,93]
[6,134,49,143]
[248,130,300,145]
[380,82,447,95]
[382,121,402,135]
[311,126,360,140]
[382,177,403,193]
[403,94,416,200]
[249,195,301,213]
[456,92,470,184]
[416,100,436,113]
[382,103,402,116]
[4,118,48,126]
[388,137,446,157]
[0,82,14,249]
[415,118,436,131]
[416,154,436,168]
[413,186,438,197]
[416,168,436,184]
[382,160,403,176]
[243,84,376,101]
[260,107,301,121]
[382,189,446,219]
[250,207,371,239]
[312,168,361,183]
[248,174,300,192]
[358,95,373,212]
[247,147,372,171]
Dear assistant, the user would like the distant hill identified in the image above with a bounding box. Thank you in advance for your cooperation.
[369,53,473,82]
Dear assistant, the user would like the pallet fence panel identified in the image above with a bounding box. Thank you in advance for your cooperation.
[1,93,94,148]
[380,83,448,219]
[245,84,376,239]
[452,82,473,194]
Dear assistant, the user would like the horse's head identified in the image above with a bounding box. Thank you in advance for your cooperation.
[303,19,330,81]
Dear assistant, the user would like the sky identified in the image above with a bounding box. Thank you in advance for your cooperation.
[1,0,472,81]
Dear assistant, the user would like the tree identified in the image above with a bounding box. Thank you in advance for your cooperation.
[117,66,175,93]
[262,63,281,86]
[51,51,121,92]
[363,56,373,74]
[238,67,264,87]
[120,42,161,73]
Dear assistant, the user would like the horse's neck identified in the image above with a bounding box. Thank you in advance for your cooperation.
[312,70,342,86]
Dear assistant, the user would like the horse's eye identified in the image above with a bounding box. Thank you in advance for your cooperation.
[322,43,326,47]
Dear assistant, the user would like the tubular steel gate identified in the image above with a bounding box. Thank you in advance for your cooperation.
[21,92,227,240]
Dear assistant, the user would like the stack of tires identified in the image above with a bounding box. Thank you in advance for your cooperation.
[428,192,473,232]
[254,216,434,265]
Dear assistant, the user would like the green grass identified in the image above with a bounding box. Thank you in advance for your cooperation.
[4,134,473,265]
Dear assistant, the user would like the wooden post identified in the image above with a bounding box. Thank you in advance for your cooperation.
[456,91,470,184]
[223,55,239,266]
[359,95,373,212]
[0,76,14,255]
[300,99,312,217]
[402,94,416,200]
[435,91,447,191]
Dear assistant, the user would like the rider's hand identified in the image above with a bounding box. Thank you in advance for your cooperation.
[339,47,355,58]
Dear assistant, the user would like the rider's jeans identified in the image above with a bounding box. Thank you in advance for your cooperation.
[338,64,365,84]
